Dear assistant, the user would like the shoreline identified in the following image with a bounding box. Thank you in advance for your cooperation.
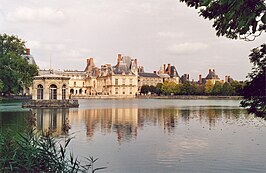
[136,95,242,100]
[1,95,243,100]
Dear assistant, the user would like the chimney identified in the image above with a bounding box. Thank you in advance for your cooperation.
[213,69,215,73]
[117,54,121,70]
[95,67,99,77]
[199,74,202,84]
[209,69,211,73]
[164,64,166,73]
[90,58,94,65]
[26,48,30,55]
[168,64,171,75]
[134,59,137,66]
[87,58,90,65]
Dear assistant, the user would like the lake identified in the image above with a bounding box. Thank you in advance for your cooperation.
[0,99,266,173]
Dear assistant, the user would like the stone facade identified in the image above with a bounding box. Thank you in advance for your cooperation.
[39,54,138,98]
[32,75,70,100]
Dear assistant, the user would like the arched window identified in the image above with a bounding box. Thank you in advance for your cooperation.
[70,89,74,94]
[79,89,82,94]
[37,84,43,100]
[49,84,57,100]
[62,84,66,100]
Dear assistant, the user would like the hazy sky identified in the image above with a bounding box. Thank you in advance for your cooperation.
[1,0,265,80]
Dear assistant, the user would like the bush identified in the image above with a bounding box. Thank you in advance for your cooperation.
[0,114,106,172]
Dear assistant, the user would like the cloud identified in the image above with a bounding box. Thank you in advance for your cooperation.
[7,6,65,23]
[157,31,184,39]
[167,42,209,55]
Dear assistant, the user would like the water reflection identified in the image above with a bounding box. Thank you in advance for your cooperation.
[32,106,249,142]
[32,109,70,136]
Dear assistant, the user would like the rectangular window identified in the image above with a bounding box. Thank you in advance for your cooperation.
[115,79,118,85]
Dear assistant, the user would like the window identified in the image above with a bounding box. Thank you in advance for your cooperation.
[122,79,126,85]
[70,89,74,94]
[74,82,76,86]
[130,79,133,84]
[49,84,57,100]
[79,89,82,94]
[115,87,118,94]
[37,84,43,100]
[62,84,66,100]
[115,79,118,85]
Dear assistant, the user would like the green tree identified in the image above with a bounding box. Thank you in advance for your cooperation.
[155,83,163,95]
[221,82,234,96]
[194,84,205,95]
[212,81,222,95]
[204,80,214,95]
[179,0,266,41]
[161,81,177,95]
[140,85,149,95]
[241,44,266,117]
[173,84,182,95]
[180,81,193,95]
[0,34,38,95]
[179,0,265,116]
[149,85,157,94]
[231,80,245,96]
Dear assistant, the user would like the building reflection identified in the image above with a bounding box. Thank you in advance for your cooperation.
[32,108,70,136]
[31,106,246,142]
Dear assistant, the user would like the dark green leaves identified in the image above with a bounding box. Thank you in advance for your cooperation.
[180,0,266,41]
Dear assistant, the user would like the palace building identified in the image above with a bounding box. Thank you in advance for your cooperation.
[39,54,138,98]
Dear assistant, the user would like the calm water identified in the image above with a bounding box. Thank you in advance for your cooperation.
[1,99,266,173]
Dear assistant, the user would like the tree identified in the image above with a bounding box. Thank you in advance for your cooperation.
[180,81,194,95]
[212,81,222,95]
[241,44,266,117]
[221,82,234,96]
[155,83,163,95]
[161,81,177,95]
[194,84,205,95]
[149,85,157,94]
[179,0,266,41]
[231,80,245,96]
[204,80,214,95]
[180,0,265,116]
[140,85,149,95]
[0,34,38,95]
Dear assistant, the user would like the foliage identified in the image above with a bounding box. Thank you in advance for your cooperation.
[194,84,205,95]
[204,80,214,95]
[180,81,193,95]
[0,34,38,95]
[155,83,163,95]
[0,114,106,172]
[179,0,266,41]
[221,82,234,96]
[161,81,176,95]
[140,85,150,95]
[212,81,222,95]
[241,44,266,117]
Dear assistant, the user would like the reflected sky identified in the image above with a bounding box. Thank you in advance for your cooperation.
[1,99,266,173]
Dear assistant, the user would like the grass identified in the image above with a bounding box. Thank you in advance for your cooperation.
[0,113,106,172]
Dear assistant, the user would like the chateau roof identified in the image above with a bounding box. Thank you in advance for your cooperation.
[138,72,160,78]
[165,66,180,78]
[205,69,220,79]
[34,74,70,80]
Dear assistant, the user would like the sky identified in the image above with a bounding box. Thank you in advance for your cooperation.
[0,0,265,81]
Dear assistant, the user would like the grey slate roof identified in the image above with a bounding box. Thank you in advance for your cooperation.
[138,72,160,78]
